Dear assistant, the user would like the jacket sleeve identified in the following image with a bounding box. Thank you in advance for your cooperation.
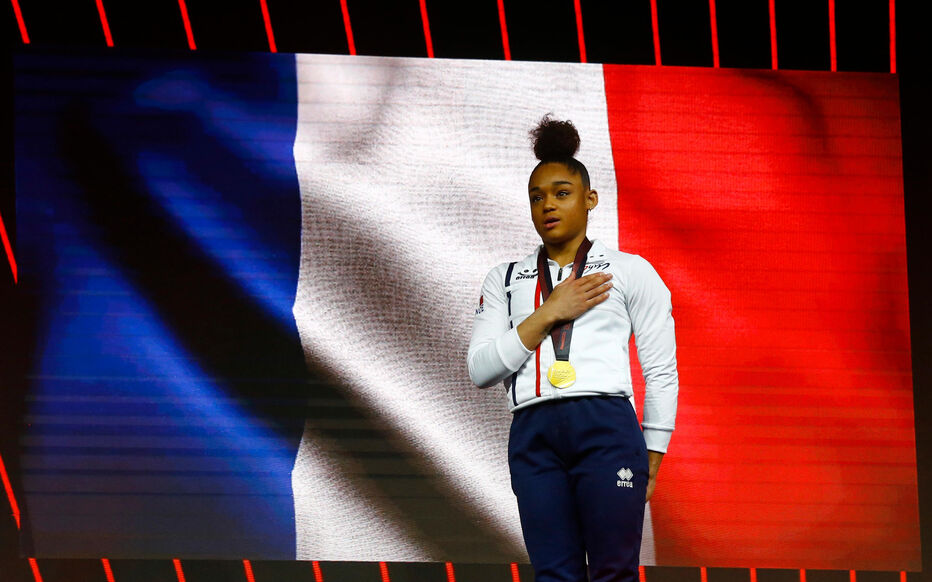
[626,256,679,453]
[467,265,533,388]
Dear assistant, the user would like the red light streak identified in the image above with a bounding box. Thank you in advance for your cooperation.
[176,0,196,50]
[800,569,806,582]
[339,0,356,55]
[849,571,856,582]
[445,562,456,582]
[243,560,256,582]
[534,279,541,397]
[900,572,906,582]
[173,559,186,582]
[379,561,391,582]
[829,0,837,71]
[888,0,905,73]
[573,0,586,63]
[750,568,757,582]
[0,453,21,528]
[701,567,708,582]
[312,561,324,582]
[639,565,646,582]
[102,559,115,582]
[709,0,719,67]
[419,0,434,57]
[0,203,17,285]
[510,563,521,582]
[769,0,778,69]
[28,558,43,582]
[95,0,113,46]
[650,0,661,65]
[497,0,511,60]
[258,0,277,52]
[10,0,29,43]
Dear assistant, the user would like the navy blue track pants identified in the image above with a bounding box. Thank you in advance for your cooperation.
[508,396,649,582]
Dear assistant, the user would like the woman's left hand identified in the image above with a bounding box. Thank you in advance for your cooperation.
[646,450,664,502]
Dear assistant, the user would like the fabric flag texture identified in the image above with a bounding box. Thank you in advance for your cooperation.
[13,50,917,570]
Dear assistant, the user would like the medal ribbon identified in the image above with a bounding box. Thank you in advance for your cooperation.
[536,237,593,363]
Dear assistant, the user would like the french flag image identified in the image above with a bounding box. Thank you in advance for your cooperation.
[13,49,917,571]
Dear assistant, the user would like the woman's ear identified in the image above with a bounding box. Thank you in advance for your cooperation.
[587,189,599,212]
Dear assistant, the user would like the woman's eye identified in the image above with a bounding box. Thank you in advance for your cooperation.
[557,190,569,197]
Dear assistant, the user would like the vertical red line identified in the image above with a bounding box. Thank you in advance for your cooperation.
[828,0,837,71]
[339,0,356,55]
[28,558,43,582]
[94,0,114,46]
[258,0,277,52]
[312,561,324,582]
[708,0,719,67]
[573,0,586,63]
[701,567,708,582]
[102,559,115,582]
[243,560,256,582]
[750,568,757,582]
[445,562,456,582]
[176,0,196,50]
[849,571,856,582]
[510,563,521,582]
[534,279,541,397]
[769,0,778,69]
[173,559,186,582]
[0,453,21,528]
[418,0,435,57]
[379,562,391,582]
[497,0,512,60]
[800,569,806,582]
[899,572,906,582]
[649,0,661,65]
[888,0,906,73]
[639,565,646,582]
[10,0,29,43]
[0,207,18,284]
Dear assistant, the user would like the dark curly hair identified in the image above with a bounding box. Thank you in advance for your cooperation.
[529,114,590,189]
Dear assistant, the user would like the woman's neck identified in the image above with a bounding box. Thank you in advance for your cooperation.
[544,233,589,267]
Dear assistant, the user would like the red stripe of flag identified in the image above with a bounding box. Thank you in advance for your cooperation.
[10,0,29,43]
[258,0,277,52]
[340,0,356,55]
[95,0,114,46]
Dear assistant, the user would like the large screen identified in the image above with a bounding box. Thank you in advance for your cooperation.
[13,50,917,570]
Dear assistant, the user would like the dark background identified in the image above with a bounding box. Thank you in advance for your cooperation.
[3,1,929,580]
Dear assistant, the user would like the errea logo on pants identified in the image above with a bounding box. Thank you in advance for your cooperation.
[616,468,634,488]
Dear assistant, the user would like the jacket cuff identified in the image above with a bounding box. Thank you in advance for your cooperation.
[496,327,533,372]
[643,427,672,454]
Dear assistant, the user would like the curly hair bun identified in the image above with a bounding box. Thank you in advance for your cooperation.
[530,115,581,161]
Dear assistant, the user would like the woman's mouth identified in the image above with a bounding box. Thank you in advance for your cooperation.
[544,217,560,229]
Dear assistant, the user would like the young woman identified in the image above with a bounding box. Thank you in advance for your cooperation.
[468,117,679,582]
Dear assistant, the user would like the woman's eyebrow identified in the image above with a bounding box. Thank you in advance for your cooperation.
[529,180,574,193]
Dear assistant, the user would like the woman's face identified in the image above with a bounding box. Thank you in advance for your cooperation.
[528,162,597,247]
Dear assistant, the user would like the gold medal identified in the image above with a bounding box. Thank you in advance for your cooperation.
[547,360,576,389]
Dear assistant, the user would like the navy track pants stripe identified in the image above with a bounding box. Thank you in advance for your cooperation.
[508,396,648,582]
